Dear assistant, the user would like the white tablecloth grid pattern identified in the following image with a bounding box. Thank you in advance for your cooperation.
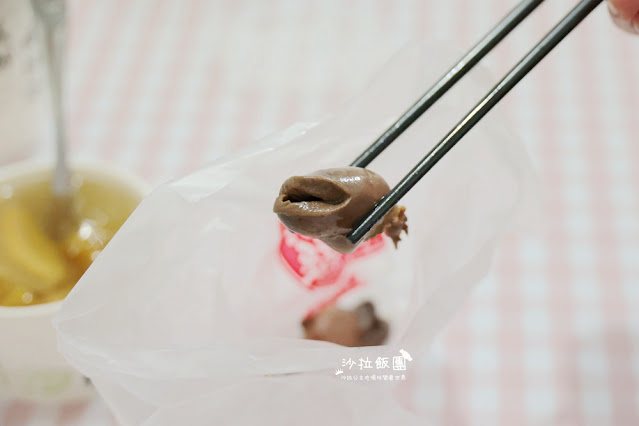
[2,0,639,424]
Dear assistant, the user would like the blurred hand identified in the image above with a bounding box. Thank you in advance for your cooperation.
[608,0,639,34]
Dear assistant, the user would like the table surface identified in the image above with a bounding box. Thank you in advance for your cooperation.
[2,0,639,425]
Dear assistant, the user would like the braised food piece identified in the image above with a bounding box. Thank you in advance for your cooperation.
[274,167,407,254]
[302,301,389,347]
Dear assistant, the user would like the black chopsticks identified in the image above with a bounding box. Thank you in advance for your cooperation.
[347,0,603,245]
[350,0,545,169]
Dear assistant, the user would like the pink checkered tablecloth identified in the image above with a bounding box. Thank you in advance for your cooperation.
[1,0,639,424]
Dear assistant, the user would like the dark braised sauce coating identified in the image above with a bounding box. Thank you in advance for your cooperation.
[302,301,389,347]
[273,167,407,254]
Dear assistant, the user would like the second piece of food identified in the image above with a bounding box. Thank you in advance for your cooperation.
[302,301,389,347]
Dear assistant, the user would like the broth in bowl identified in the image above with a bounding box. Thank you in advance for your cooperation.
[0,170,141,306]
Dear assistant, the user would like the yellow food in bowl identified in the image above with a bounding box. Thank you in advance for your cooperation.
[0,172,140,306]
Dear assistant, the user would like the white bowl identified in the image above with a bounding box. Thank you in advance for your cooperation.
[0,161,149,404]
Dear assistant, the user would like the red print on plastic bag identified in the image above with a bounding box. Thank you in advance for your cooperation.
[278,224,387,317]
[278,224,386,289]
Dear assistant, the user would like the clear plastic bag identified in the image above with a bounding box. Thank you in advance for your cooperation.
[54,42,537,426]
